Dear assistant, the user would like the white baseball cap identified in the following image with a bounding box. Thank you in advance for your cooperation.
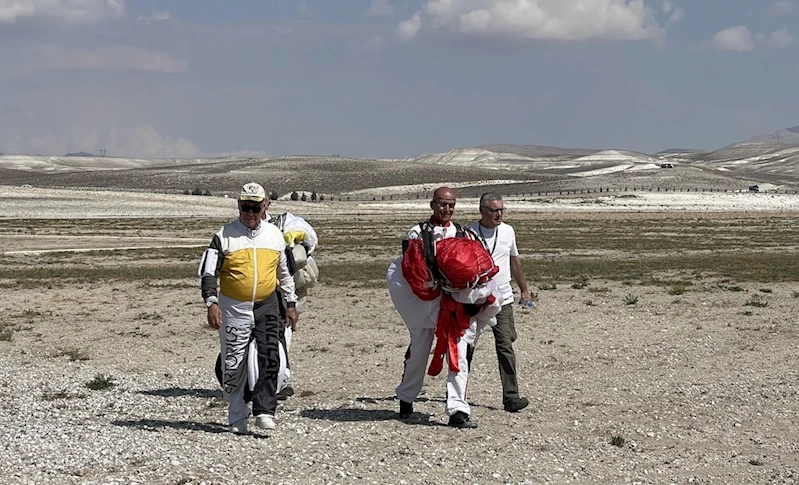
[239,182,266,202]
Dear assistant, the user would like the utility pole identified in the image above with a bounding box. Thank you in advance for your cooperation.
[100,149,107,157]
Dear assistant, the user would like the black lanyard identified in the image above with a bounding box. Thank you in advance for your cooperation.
[478,224,499,255]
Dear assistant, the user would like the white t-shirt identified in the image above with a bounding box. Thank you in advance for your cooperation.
[407,221,458,242]
[469,221,519,305]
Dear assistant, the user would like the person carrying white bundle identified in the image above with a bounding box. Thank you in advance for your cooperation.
[263,201,320,400]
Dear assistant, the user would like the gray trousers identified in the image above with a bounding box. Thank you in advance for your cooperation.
[491,303,520,404]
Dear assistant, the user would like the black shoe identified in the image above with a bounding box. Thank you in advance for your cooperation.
[398,400,413,419]
[504,397,529,413]
[276,386,294,401]
[448,411,478,429]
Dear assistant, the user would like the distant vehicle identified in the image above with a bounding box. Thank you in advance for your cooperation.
[659,163,673,168]
[748,185,759,193]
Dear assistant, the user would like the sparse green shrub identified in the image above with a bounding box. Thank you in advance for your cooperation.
[741,310,753,316]
[743,296,768,308]
[319,194,325,201]
[668,284,686,295]
[311,191,317,202]
[623,294,639,305]
[588,287,611,293]
[58,348,90,361]
[571,277,589,289]
[727,285,744,292]
[300,193,307,202]
[793,290,799,298]
[85,374,117,391]
[584,300,595,306]
[0,326,13,342]
[611,434,626,447]
[269,191,279,201]
[538,282,557,291]
[290,191,299,201]
[759,288,772,293]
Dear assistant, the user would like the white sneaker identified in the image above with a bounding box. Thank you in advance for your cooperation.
[255,414,276,430]
[230,417,248,434]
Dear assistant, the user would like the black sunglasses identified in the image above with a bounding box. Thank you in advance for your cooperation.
[240,204,263,213]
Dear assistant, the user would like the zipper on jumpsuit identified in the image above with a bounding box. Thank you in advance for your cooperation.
[250,232,258,302]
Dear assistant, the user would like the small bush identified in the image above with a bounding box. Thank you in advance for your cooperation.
[793,290,799,298]
[300,193,308,202]
[588,287,611,294]
[0,326,13,342]
[311,191,317,202]
[668,284,686,295]
[85,374,117,391]
[538,282,557,291]
[727,285,744,292]
[759,288,772,293]
[58,348,90,361]
[571,277,589,290]
[290,191,299,201]
[623,294,639,305]
[743,297,767,308]
[610,434,626,447]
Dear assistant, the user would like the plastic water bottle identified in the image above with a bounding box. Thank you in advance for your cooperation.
[519,299,535,309]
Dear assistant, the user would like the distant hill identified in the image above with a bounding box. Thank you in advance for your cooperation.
[657,148,704,155]
[64,151,96,157]
[737,125,799,146]
[477,144,598,157]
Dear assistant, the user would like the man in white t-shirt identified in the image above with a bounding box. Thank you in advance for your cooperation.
[468,193,531,412]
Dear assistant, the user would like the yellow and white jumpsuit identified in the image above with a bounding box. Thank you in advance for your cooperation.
[199,219,297,424]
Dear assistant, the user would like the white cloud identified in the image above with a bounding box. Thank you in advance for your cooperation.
[711,26,755,52]
[364,35,384,50]
[35,45,188,73]
[661,0,672,13]
[366,0,394,17]
[137,9,170,25]
[766,28,796,48]
[0,123,200,158]
[395,12,421,41]
[120,124,201,158]
[395,0,665,43]
[767,1,794,16]
[666,7,683,25]
[0,0,125,25]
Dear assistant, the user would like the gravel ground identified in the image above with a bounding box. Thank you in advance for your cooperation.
[2,187,799,484]
[2,277,799,484]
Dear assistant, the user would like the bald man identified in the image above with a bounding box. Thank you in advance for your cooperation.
[389,186,478,429]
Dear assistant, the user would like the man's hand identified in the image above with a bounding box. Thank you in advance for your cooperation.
[520,290,532,303]
[285,307,299,331]
[207,304,222,329]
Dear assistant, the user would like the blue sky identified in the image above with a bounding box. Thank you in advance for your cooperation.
[0,0,797,158]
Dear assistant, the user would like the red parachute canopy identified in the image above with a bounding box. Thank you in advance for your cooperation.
[401,237,498,300]
[435,237,498,288]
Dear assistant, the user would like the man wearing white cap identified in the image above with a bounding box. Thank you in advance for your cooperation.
[198,182,299,433]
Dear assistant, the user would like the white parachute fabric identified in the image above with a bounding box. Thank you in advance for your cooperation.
[387,256,441,330]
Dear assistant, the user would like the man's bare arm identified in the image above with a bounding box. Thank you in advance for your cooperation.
[510,255,531,302]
